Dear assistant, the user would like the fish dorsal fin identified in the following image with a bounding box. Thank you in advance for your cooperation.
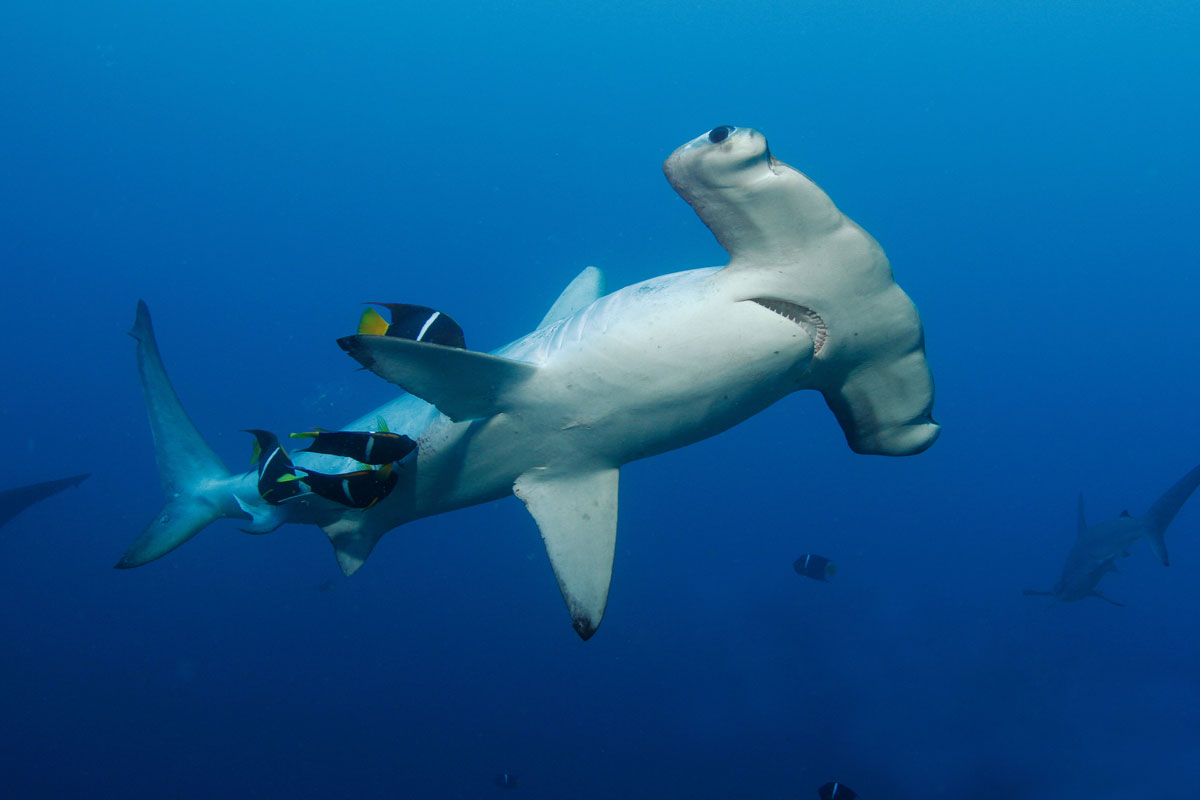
[338,335,538,422]
[514,467,620,640]
[537,266,606,329]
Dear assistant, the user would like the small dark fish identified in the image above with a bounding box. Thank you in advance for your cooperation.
[794,553,837,582]
[493,773,520,789]
[294,464,399,509]
[818,781,858,800]
[244,429,305,505]
[316,579,337,593]
[290,429,416,465]
[357,303,466,349]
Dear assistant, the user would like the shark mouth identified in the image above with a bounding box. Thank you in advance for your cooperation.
[751,299,828,354]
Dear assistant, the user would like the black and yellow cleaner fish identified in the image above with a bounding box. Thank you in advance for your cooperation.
[245,429,306,505]
[290,418,416,465]
[356,302,466,349]
[285,463,399,510]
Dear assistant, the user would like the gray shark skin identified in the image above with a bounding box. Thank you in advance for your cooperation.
[1027,463,1200,605]
[0,474,89,529]
[117,126,939,639]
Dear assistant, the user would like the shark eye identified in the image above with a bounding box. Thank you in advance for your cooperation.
[708,125,735,144]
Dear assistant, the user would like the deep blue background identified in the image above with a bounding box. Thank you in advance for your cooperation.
[2,1,1199,797]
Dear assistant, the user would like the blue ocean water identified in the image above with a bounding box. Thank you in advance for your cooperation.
[2,1,1198,797]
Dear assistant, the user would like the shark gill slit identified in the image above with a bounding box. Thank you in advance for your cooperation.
[751,299,828,354]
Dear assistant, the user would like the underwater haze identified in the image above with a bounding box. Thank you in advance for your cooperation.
[3,1,1199,797]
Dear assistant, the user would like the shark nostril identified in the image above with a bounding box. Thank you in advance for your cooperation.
[708,125,734,144]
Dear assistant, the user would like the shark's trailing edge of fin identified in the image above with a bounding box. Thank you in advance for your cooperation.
[514,467,620,640]
[117,301,239,568]
[1143,463,1200,566]
[337,334,539,422]
[538,266,606,329]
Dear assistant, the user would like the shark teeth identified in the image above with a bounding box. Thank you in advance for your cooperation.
[751,299,828,354]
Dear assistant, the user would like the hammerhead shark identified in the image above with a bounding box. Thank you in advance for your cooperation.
[1026,463,1200,605]
[0,474,89,530]
[116,125,938,638]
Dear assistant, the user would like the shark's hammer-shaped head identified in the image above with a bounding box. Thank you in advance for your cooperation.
[663,125,843,261]
[664,126,939,456]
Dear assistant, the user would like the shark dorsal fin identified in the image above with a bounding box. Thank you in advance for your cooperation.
[538,266,606,329]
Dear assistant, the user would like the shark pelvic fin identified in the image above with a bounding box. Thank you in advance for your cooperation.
[337,335,538,422]
[538,266,606,329]
[514,467,620,641]
[117,301,236,568]
[321,513,391,576]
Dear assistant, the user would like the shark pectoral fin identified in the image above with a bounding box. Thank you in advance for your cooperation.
[514,468,620,641]
[538,266,606,329]
[337,335,538,422]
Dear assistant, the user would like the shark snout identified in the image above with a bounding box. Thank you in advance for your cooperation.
[663,126,772,196]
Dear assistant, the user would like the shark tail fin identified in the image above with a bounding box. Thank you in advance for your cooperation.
[116,301,236,568]
[1142,463,1200,567]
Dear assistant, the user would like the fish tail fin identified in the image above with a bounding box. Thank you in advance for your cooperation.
[1142,463,1200,566]
[116,300,238,568]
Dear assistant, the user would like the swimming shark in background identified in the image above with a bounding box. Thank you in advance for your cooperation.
[1025,463,1200,606]
[116,125,938,639]
[0,474,89,530]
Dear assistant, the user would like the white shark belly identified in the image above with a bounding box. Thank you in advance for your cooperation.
[391,268,816,523]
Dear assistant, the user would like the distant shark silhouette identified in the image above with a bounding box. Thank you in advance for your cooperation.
[1026,463,1200,605]
[115,125,938,638]
[0,474,89,530]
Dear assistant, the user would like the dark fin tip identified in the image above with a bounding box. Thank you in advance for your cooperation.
[573,616,598,641]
